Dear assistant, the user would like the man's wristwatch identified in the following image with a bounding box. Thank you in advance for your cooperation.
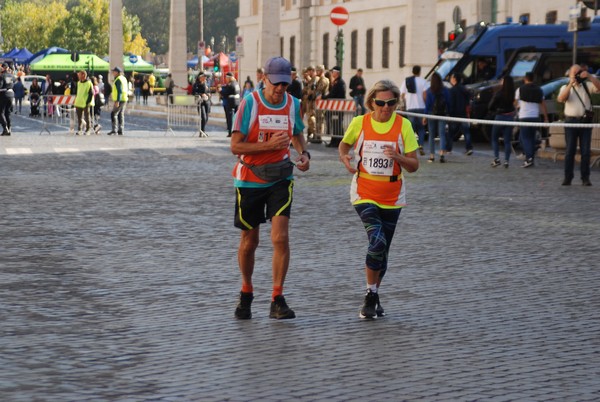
[301,150,311,160]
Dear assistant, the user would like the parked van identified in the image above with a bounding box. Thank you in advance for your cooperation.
[428,21,600,85]
[427,21,600,140]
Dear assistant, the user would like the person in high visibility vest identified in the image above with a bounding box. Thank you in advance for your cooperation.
[74,70,94,135]
[108,66,128,135]
[339,79,419,320]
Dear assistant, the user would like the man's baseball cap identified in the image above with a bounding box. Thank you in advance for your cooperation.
[112,66,123,73]
[264,57,292,84]
[331,66,341,72]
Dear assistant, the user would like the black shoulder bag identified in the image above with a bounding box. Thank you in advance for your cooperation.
[572,83,595,124]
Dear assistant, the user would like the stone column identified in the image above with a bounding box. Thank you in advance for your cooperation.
[169,0,188,94]
[298,0,312,67]
[405,0,438,71]
[109,0,124,82]
[258,1,281,66]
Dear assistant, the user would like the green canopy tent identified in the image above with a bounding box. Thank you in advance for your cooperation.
[29,53,109,75]
[122,55,154,73]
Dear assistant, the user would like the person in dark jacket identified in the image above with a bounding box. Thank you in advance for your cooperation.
[324,66,346,99]
[447,73,473,155]
[515,72,548,168]
[0,63,15,135]
[423,72,451,163]
[322,66,346,145]
[349,68,366,115]
[488,76,516,168]
[286,67,303,99]
[220,72,240,137]
[192,72,211,133]
[13,76,26,114]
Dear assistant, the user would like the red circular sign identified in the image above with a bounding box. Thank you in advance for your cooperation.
[330,6,349,26]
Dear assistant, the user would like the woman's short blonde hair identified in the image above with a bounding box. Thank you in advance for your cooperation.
[365,79,401,112]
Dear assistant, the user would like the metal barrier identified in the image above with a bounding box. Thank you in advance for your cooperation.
[315,99,356,146]
[166,95,208,137]
[39,95,76,135]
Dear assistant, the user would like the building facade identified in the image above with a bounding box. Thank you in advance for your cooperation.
[236,0,580,88]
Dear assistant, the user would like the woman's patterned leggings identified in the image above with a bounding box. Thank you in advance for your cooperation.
[354,203,401,278]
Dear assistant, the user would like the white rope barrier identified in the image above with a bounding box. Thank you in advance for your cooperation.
[397,110,600,129]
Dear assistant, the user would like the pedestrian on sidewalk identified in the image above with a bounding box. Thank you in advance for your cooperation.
[108,67,128,136]
[74,70,94,135]
[0,63,15,136]
[400,65,428,154]
[488,76,516,168]
[448,72,474,155]
[349,68,367,116]
[192,72,210,133]
[230,56,310,320]
[338,79,419,319]
[13,76,25,115]
[220,72,240,137]
[515,72,548,168]
[557,64,600,186]
[423,72,450,163]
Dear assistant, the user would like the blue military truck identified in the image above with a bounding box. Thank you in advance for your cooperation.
[426,20,600,140]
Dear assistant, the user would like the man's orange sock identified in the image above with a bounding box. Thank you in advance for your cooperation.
[241,284,253,294]
[271,286,283,301]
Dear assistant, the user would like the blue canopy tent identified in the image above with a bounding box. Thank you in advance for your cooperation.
[12,48,33,64]
[26,47,70,65]
[187,55,210,69]
[0,47,20,62]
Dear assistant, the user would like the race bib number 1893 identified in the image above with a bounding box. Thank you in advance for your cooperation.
[361,140,395,176]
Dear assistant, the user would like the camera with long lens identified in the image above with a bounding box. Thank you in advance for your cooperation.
[575,71,587,84]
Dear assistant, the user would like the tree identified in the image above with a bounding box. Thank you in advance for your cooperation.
[1,0,70,52]
[122,0,238,55]
[125,33,151,56]
[0,0,148,56]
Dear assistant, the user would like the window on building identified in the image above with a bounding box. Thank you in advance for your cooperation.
[382,27,390,69]
[280,37,284,57]
[351,30,358,70]
[252,0,259,15]
[366,28,373,69]
[399,25,406,68]
[546,11,557,24]
[323,32,330,67]
[437,21,445,51]
[290,36,296,67]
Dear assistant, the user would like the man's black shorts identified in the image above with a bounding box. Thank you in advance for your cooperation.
[234,180,294,230]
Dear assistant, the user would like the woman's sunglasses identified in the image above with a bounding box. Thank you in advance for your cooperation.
[373,98,398,107]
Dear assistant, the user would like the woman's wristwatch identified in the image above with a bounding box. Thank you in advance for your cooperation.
[301,150,311,160]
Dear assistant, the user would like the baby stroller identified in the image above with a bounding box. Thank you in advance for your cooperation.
[29,93,41,117]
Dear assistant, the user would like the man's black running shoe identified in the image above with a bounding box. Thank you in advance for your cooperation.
[234,292,254,319]
[269,295,296,319]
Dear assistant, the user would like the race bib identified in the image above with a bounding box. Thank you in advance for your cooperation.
[259,115,289,131]
[257,115,290,142]
[361,140,395,176]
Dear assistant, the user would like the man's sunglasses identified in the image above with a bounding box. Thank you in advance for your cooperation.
[373,98,398,107]
[268,79,289,88]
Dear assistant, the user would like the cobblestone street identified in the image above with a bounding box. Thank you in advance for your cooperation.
[1,133,600,401]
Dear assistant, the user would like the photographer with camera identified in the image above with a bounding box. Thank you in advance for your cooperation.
[557,64,600,186]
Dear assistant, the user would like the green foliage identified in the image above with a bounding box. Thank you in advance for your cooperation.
[122,0,239,54]
[1,0,144,55]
